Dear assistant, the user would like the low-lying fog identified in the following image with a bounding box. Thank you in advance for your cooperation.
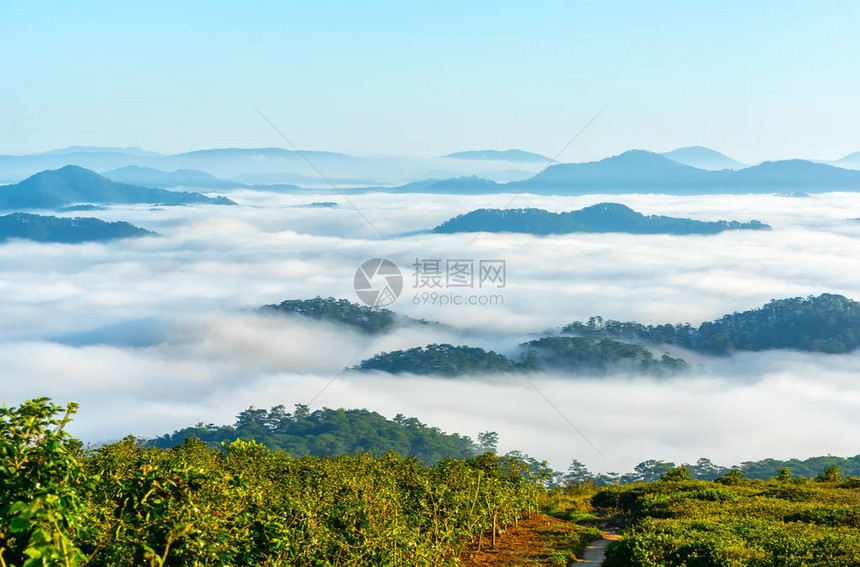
[2,191,859,472]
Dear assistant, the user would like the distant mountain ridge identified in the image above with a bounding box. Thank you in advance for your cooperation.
[103,166,246,189]
[172,147,349,159]
[392,175,501,194]
[6,145,860,193]
[232,171,375,186]
[433,203,768,235]
[38,146,161,157]
[528,152,860,193]
[0,146,364,183]
[382,150,860,195]
[660,146,747,170]
[0,165,235,209]
[833,151,860,170]
[442,149,549,162]
[0,213,153,243]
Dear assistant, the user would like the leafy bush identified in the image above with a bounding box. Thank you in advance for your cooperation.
[2,399,544,566]
[0,398,87,566]
[597,478,860,566]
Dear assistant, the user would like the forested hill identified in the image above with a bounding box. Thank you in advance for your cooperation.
[266,295,860,380]
[355,344,529,376]
[0,165,235,208]
[260,296,415,334]
[433,203,768,235]
[739,454,860,480]
[522,336,687,375]
[148,405,479,463]
[0,213,154,243]
[147,402,860,481]
[563,293,860,354]
[582,455,860,485]
[353,340,687,377]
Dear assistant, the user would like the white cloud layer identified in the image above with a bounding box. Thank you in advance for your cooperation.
[1,191,859,473]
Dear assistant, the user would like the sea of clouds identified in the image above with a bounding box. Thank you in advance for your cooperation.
[2,190,859,472]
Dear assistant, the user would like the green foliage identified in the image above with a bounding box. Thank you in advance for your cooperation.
[260,296,401,334]
[355,343,530,376]
[740,455,860,480]
[774,467,792,482]
[563,293,860,355]
[563,459,593,487]
[596,479,860,566]
[2,400,546,565]
[264,294,860,379]
[817,464,843,483]
[0,398,87,567]
[541,484,603,560]
[714,468,746,485]
[355,335,687,377]
[634,460,679,482]
[0,213,153,243]
[521,336,687,375]
[148,404,479,464]
[432,203,768,235]
[477,431,499,453]
[661,466,692,482]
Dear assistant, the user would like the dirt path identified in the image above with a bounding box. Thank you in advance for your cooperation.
[458,514,599,566]
[576,530,620,565]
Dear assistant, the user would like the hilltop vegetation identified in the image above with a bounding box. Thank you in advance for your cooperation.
[0,399,544,566]
[555,455,860,487]
[563,293,860,354]
[149,407,860,485]
[270,295,860,379]
[356,343,530,376]
[4,399,858,566]
[149,404,479,463]
[0,213,154,243]
[740,455,860,480]
[433,203,768,235]
[354,338,687,377]
[593,474,860,566]
[522,336,687,375]
[260,296,404,334]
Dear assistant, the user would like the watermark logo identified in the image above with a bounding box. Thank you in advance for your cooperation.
[412,258,506,289]
[354,258,403,307]
[356,257,505,307]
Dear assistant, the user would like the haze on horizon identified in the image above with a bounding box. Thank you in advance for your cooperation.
[2,1,860,163]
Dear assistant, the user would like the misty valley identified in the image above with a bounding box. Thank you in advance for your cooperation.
[8,4,860,564]
[3,147,860,565]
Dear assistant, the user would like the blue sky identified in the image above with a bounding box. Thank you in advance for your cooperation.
[2,1,858,162]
